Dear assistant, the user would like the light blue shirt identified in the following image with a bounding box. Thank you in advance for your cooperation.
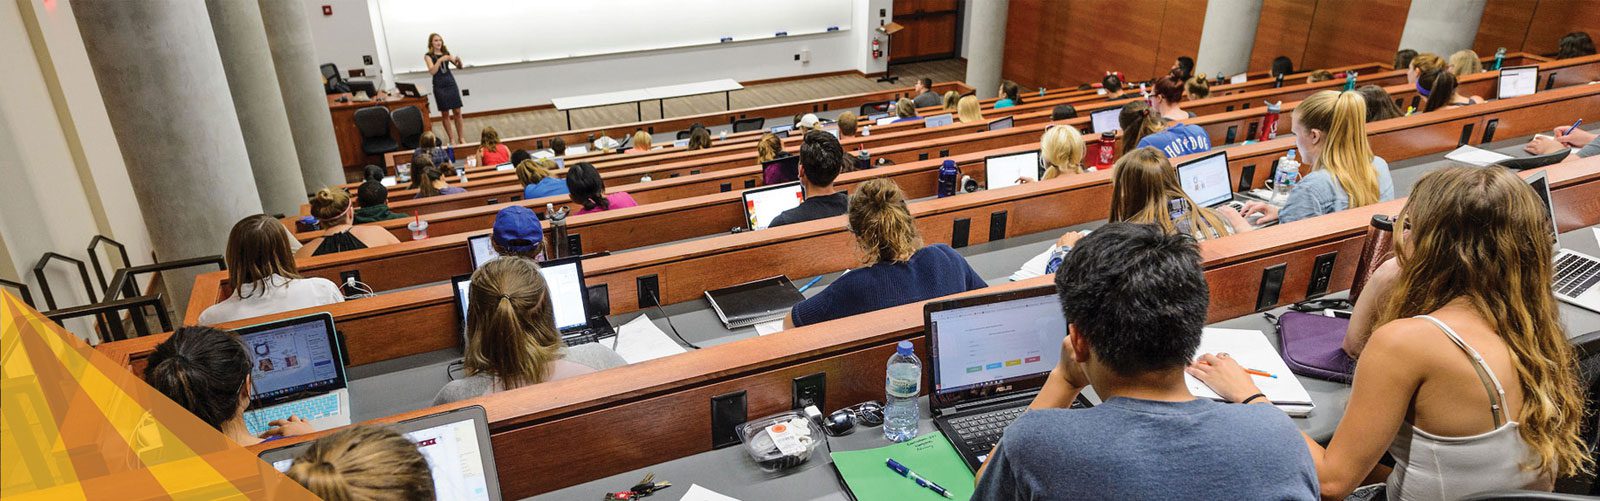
[1278,156,1394,224]
[1136,123,1212,159]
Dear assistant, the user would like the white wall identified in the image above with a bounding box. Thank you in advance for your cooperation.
[302,0,890,113]
[960,0,974,60]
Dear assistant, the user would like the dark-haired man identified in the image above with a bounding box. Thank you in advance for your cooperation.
[973,223,1318,500]
[769,130,850,228]
[912,77,941,109]
[353,181,407,224]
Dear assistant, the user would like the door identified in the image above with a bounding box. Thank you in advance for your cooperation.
[890,0,962,63]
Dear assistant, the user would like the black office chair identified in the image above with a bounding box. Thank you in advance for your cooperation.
[859,101,890,115]
[321,62,378,96]
[731,117,765,133]
[390,106,424,149]
[1460,490,1598,500]
[353,106,398,155]
[676,130,692,140]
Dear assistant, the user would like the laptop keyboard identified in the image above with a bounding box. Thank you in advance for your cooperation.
[245,393,341,436]
[949,406,1027,455]
[1555,253,1600,297]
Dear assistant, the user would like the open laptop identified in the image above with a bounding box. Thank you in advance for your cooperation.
[762,155,801,184]
[238,313,351,437]
[467,234,500,270]
[452,256,614,347]
[395,82,421,98]
[1090,107,1121,134]
[770,124,794,135]
[924,113,954,128]
[1497,65,1539,99]
[988,116,1014,131]
[927,286,1090,471]
[742,181,804,230]
[866,112,890,122]
[984,150,1040,190]
[1526,171,1600,313]
[259,405,501,500]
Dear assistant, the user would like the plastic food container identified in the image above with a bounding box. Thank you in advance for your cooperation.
[737,411,823,472]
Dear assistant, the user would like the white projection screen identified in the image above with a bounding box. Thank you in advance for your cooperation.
[377,0,854,74]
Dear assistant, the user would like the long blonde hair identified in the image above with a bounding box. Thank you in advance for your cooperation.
[942,91,960,110]
[1296,90,1380,207]
[1108,147,1231,240]
[426,33,448,55]
[464,257,565,389]
[756,133,784,163]
[1040,126,1086,178]
[894,98,916,119]
[1448,49,1483,76]
[631,130,652,151]
[1379,166,1592,478]
[848,179,922,265]
[957,95,983,123]
[515,158,554,187]
[286,425,434,501]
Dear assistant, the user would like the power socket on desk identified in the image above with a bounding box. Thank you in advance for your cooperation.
[792,373,825,411]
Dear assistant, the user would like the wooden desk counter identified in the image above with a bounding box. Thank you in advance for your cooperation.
[329,91,430,178]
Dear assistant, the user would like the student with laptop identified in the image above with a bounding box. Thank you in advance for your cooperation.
[973,223,1317,500]
[566,162,638,215]
[1016,125,1089,185]
[517,157,568,200]
[770,130,850,228]
[891,98,921,123]
[1239,90,1394,225]
[436,257,625,404]
[298,187,403,258]
[144,326,316,445]
[353,181,407,224]
[756,133,787,164]
[1192,166,1592,499]
[956,95,984,124]
[284,425,435,500]
[489,205,543,260]
[1118,101,1211,159]
[1100,73,1127,100]
[786,179,987,327]
[912,77,942,108]
[1110,147,1250,241]
[202,215,344,325]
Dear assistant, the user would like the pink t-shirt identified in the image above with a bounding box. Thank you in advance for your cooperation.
[480,144,510,165]
[574,192,638,215]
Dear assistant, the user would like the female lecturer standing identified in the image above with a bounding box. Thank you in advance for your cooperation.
[426,33,465,145]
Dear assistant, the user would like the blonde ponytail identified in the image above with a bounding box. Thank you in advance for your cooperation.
[464,257,564,389]
[847,179,922,265]
[309,188,352,224]
[1040,126,1086,178]
[1296,90,1380,207]
[285,425,434,501]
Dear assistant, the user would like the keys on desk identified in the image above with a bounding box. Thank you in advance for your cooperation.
[603,472,671,500]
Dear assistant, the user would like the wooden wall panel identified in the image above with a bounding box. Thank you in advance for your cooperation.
[1523,0,1600,57]
[1301,0,1411,70]
[1152,0,1210,78]
[1248,0,1317,72]
[1000,0,1204,89]
[1473,0,1538,57]
[1000,0,1044,90]
[890,0,962,62]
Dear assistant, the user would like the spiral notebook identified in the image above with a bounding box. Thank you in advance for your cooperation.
[1185,328,1315,416]
[704,276,805,329]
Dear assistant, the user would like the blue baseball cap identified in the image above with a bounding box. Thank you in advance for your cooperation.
[492,206,543,253]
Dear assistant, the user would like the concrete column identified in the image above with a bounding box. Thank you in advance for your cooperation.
[963,0,1008,98]
[1398,0,1486,57]
[1195,0,1264,78]
[206,0,307,217]
[73,0,263,309]
[258,0,344,190]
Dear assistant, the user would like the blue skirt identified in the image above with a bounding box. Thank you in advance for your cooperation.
[433,72,462,111]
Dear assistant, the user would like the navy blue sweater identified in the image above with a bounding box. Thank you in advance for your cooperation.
[791,244,987,327]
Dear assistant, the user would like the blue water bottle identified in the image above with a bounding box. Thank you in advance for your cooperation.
[1344,71,1358,91]
[446,143,456,162]
[884,341,922,442]
[936,159,959,198]
[1492,47,1506,70]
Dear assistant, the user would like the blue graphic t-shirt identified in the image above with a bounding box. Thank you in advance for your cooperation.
[1137,123,1212,159]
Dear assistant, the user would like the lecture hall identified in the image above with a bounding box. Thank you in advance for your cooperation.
[3,1,1600,500]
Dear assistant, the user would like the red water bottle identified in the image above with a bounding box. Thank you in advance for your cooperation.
[1091,132,1117,169]
[1261,101,1283,140]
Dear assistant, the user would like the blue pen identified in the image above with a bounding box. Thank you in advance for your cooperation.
[885,458,953,498]
[1564,118,1584,136]
[797,275,824,293]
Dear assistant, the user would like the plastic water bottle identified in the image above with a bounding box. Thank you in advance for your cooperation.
[936,160,959,198]
[1492,47,1506,70]
[1273,149,1301,203]
[884,341,922,443]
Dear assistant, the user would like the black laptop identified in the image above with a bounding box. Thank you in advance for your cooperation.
[927,286,1090,471]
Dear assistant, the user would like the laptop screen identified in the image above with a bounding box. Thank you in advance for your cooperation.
[468,234,499,270]
[988,117,1014,131]
[928,289,1064,398]
[453,275,472,344]
[1090,107,1121,134]
[985,150,1040,190]
[1497,65,1538,99]
[924,114,954,128]
[1525,170,1557,240]
[742,182,804,230]
[762,155,801,184]
[237,315,343,406]
[770,124,793,135]
[1176,151,1233,208]
[540,258,590,331]
[567,145,588,155]
[263,406,501,501]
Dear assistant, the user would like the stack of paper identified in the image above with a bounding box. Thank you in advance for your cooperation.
[1185,328,1315,416]
[1444,145,1513,166]
[612,314,687,364]
[680,485,742,501]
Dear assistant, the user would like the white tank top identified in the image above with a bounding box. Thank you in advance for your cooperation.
[1385,315,1550,500]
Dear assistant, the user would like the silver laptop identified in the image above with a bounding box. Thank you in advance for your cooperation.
[1526,170,1600,313]
[452,256,613,347]
[1090,107,1121,134]
[467,234,500,270]
[924,113,954,128]
[1497,65,1538,99]
[984,150,1040,189]
[260,405,502,500]
[238,313,351,437]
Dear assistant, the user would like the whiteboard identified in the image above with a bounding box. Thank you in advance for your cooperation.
[377,0,854,74]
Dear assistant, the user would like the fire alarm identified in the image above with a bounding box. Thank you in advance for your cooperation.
[322,5,332,16]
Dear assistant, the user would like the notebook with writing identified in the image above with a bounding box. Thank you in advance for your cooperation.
[1186,327,1315,416]
[704,276,805,329]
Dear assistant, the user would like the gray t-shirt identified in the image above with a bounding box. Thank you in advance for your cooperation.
[433,343,626,405]
[1278,156,1395,225]
[913,91,943,109]
[973,397,1318,501]
[1576,134,1600,159]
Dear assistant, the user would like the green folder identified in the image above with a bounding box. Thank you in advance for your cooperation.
[830,431,977,500]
